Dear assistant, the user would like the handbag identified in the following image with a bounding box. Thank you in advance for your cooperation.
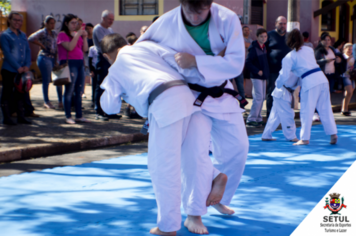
[349,69,356,81]
[51,52,71,86]
[14,71,34,93]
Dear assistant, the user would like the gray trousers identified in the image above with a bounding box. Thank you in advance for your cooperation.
[247,78,266,122]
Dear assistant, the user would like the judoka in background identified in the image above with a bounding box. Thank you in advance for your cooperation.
[275,29,338,145]
[262,72,300,142]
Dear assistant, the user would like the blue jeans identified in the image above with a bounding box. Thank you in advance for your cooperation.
[37,54,62,103]
[234,73,245,98]
[60,59,85,119]
[95,53,110,115]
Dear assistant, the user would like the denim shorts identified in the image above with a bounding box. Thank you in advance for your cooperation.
[343,76,355,88]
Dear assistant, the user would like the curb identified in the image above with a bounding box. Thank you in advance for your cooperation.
[0,133,148,163]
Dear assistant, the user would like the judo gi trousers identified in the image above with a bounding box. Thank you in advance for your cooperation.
[181,112,249,216]
[247,79,267,122]
[262,97,297,140]
[300,83,337,141]
[148,111,210,232]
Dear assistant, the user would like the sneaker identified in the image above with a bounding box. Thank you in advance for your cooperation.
[26,112,40,118]
[82,94,86,98]
[95,114,109,121]
[246,121,260,127]
[65,118,76,124]
[129,111,142,119]
[258,121,266,126]
[57,103,64,110]
[75,117,91,123]
[124,107,130,117]
[312,113,320,122]
[44,103,55,109]
[341,111,351,116]
[108,114,122,119]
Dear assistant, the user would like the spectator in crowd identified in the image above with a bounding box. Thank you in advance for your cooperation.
[265,16,291,119]
[234,25,253,99]
[29,15,61,109]
[315,32,346,93]
[341,43,355,116]
[88,44,98,107]
[93,10,115,121]
[245,28,269,127]
[76,18,83,31]
[0,12,32,125]
[57,13,89,124]
[314,32,346,121]
[242,26,253,98]
[126,34,137,46]
[140,25,148,35]
[123,33,141,119]
[85,23,94,48]
[152,16,159,23]
[333,38,346,53]
[302,31,313,48]
[126,32,136,39]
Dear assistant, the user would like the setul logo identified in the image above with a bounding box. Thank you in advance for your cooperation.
[324,193,347,215]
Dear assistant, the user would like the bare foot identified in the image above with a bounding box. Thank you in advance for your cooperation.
[212,203,235,215]
[184,215,208,235]
[150,227,176,235]
[330,134,338,145]
[262,138,276,141]
[290,138,299,142]
[293,140,309,145]
[206,173,228,206]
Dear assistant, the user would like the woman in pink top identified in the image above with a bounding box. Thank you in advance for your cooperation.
[57,14,89,124]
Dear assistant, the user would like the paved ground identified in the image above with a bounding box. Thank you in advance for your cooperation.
[1,109,355,177]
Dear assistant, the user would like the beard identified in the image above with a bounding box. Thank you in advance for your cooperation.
[277,28,286,35]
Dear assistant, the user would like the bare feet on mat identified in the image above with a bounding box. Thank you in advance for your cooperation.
[293,140,309,145]
[262,138,276,141]
[206,173,228,206]
[150,227,176,235]
[212,203,235,215]
[330,134,338,145]
[290,138,299,142]
[184,216,208,235]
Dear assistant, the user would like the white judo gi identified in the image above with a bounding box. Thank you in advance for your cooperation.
[262,73,300,141]
[100,41,210,232]
[276,46,337,141]
[137,3,249,215]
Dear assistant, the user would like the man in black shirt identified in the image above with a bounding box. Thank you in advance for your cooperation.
[265,16,291,119]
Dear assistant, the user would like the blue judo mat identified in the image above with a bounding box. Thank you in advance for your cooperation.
[1,125,356,236]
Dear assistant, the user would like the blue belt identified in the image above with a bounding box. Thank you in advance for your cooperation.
[301,68,321,79]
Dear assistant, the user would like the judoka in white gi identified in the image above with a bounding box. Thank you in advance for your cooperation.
[275,29,337,145]
[137,0,249,233]
[99,34,228,236]
[262,72,300,142]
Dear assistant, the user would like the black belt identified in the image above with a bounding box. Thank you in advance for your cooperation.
[188,80,248,108]
[283,85,295,109]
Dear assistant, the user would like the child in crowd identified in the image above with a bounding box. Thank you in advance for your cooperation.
[262,72,300,142]
[245,28,269,127]
[88,45,98,107]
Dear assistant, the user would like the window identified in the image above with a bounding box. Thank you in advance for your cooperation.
[321,0,336,31]
[250,0,263,25]
[120,0,158,15]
